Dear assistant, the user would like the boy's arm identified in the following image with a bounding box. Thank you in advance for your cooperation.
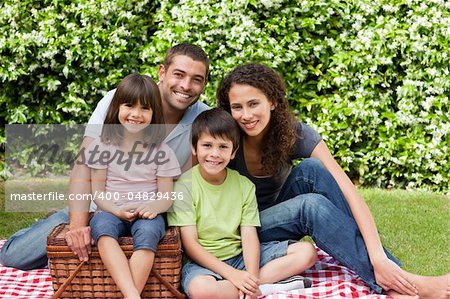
[241,226,260,277]
[241,226,261,298]
[180,226,259,297]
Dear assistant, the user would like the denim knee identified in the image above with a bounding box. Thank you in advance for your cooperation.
[292,158,326,180]
[90,212,125,244]
[259,193,330,236]
[0,208,69,269]
[297,193,332,215]
[131,216,165,252]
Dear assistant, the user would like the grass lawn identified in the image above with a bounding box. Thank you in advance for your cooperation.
[0,181,448,275]
[360,188,449,276]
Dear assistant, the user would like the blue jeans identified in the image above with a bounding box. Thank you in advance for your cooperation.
[182,240,289,296]
[0,207,69,270]
[90,211,165,252]
[257,158,400,294]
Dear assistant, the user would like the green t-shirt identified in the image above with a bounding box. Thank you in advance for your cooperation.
[167,165,260,260]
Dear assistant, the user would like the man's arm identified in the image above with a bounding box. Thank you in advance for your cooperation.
[65,136,94,261]
[66,89,115,261]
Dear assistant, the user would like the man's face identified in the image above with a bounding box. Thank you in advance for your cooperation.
[158,55,207,113]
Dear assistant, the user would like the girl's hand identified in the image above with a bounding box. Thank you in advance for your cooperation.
[373,257,418,295]
[132,203,158,219]
[114,210,137,222]
[227,269,260,297]
[121,202,158,219]
[140,211,158,219]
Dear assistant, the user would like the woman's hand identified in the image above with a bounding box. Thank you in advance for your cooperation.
[227,268,260,297]
[373,257,418,295]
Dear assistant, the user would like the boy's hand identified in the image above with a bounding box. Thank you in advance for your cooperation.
[228,269,260,297]
[239,290,259,299]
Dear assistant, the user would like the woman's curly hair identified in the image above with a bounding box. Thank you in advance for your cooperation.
[217,63,297,175]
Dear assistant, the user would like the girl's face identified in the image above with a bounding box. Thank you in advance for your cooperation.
[118,101,153,134]
[228,84,275,138]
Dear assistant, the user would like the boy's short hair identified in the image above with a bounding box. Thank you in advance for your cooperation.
[163,43,210,79]
[191,108,240,151]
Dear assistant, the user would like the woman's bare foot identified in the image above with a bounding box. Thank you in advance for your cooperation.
[386,290,419,299]
[406,273,449,299]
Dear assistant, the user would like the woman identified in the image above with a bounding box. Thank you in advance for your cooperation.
[216,63,448,299]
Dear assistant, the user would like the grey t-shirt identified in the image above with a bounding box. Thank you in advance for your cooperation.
[228,123,322,211]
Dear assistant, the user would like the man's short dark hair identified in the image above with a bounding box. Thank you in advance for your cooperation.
[191,108,240,151]
[163,43,210,79]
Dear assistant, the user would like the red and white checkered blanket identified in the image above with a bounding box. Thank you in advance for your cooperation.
[0,240,388,298]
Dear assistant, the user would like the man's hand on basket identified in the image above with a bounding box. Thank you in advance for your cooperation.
[65,226,93,262]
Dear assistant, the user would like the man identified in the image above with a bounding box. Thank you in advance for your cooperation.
[0,43,210,270]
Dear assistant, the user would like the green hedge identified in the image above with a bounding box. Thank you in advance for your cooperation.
[1,0,159,129]
[1,0,448,192]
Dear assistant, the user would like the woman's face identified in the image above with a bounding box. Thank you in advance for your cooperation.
[228,84,275,138]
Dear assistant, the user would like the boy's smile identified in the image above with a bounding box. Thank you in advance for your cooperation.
[193,132,236,185]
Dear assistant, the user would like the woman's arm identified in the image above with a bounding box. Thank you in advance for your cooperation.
[311,140,417,294]
[180,226,259,297]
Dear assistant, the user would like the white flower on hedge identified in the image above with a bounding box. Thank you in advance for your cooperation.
[421,96,436,111]
[333,76,347,85]
[260,0,282,9]
[313,45,323,53]
[382,4,399,13]
[324,37,336,47]
[433,174,443,184]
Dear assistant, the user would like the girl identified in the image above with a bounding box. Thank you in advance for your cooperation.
[216,63,448,299]
[86,74,181,299]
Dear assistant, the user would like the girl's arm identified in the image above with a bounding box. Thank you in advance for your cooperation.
[91,169,135,221]
[180,226,260,297]
[240,226,261,298]
[311,140,416,294]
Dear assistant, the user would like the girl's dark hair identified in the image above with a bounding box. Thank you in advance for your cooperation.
[102,74,165,145]
[216,63,297,175]
[191,108,240,151]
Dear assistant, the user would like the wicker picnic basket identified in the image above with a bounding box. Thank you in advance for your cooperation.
[47,224,184,298]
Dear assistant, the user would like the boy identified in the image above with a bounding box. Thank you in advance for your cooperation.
[168,108,317,298]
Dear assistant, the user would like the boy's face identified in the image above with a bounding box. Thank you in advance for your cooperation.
[193,132,236,183]
[158,55,207,113]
